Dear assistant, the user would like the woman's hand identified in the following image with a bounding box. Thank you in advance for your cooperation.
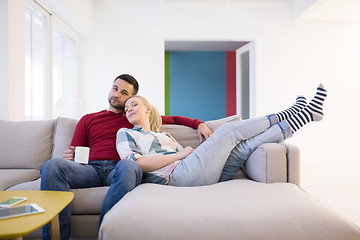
[136,146,194,172]
[176,146,194,159]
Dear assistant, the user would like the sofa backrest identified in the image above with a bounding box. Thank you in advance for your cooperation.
[0,119,55,169]
[52,115,242,158]
[52,117,78,159]
[0,115,241,170]
[160,115,241,149]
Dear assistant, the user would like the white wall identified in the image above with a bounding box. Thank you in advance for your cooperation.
[79,1,360,224]
[38,0,94,34]
[0,0,9,120]
[0,0,25,121]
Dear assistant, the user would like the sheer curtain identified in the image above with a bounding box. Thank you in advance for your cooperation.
[52,25,77,119]
[25,1,77,120]
[25,2,48,120]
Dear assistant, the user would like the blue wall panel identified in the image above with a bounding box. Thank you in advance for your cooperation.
[169,51,226,121]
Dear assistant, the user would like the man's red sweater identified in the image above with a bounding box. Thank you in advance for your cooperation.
[70,110,202,162]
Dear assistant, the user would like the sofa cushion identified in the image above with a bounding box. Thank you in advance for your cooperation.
[7,178,108,215]
[0,169,40,190]
[244,143,288,183]
[71,187,110,214]
[99,180,360,240]
[160,115,241,149]
[6,177,41,191]
[0,119,55,169]
[7,175,108,215]
[52,117,78,159]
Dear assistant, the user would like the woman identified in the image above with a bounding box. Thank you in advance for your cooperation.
[116,84,327,186]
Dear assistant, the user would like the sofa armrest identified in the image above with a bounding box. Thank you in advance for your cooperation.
[243,142,300,186]
[280,142,300,186]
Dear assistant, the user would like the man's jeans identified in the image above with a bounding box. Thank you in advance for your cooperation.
[40,158,142,240]
[169,117,292,186]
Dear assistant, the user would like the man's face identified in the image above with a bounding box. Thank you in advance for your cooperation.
[108,79,134,112]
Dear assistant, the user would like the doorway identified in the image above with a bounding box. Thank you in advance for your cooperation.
[165,41,254,120]
[236,42,254,119]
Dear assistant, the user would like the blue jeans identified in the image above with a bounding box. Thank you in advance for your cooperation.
[169,117,292,186]
[40,158,142,240]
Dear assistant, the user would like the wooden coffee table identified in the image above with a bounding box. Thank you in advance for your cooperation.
[0,191,74,240]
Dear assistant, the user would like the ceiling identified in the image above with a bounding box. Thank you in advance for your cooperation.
[100,0,360,21]
[301,0,360,21]
[100,0,360,51]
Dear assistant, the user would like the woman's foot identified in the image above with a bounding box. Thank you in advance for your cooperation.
[286,83,327,133]
[275,95,307,122]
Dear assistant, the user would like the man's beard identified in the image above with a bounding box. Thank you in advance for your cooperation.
[108,96,124,111]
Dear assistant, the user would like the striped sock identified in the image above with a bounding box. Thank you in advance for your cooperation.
[275,95,307,122]
[286,83,327,133]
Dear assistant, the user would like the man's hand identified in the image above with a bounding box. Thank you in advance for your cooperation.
[62,146,75,160]
[197,123,212,143]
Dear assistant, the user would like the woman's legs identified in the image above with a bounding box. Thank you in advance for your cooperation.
[220,83,327,181]
[169,84,327,186]
[219,121,292,181]
[219,84,327,181]
[286,83,327,133]
[274,95,307,122]
[169,116,272,186]
[219,96,307,181]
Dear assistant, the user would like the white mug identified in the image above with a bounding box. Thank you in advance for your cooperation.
[74,147,90,164]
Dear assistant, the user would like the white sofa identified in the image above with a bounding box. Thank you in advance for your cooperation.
[1,116,359,239]
[99,117,360,240]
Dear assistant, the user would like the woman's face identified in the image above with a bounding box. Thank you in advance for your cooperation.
[125,97,150,125]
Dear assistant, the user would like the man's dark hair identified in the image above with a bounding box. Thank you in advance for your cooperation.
[114,74,139,95]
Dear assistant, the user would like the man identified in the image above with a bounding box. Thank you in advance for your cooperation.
[40,74,212,240]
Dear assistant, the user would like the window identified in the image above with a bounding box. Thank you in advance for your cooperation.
[25,0,77,120]
[52,22,77,119]
[25,2,49,120]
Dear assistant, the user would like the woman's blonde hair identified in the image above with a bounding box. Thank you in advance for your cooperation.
[130,95,162,132]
